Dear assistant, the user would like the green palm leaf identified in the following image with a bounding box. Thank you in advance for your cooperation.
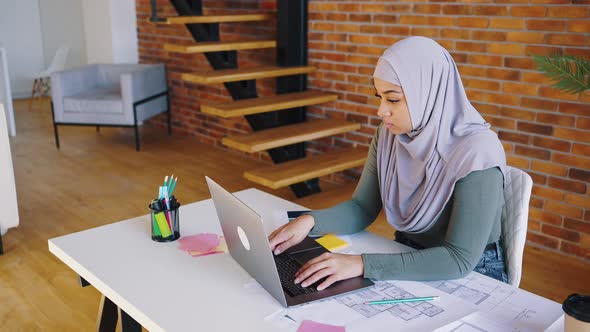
[532,54,590,94]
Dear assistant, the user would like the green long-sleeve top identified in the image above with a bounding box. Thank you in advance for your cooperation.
[308,129,504,281]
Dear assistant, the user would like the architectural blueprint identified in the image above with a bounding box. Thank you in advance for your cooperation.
[268,280,477,332]
[335,283,444,320]
[267,272,561,332]
[428,272,562,332]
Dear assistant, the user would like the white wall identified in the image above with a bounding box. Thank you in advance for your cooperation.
[81,0,114,64]
[82,0,138,64]
[0,0,46,97]
[0,0,87,98]
[38,0,87,69]
[0,0,138,98]
[110,0,139,63]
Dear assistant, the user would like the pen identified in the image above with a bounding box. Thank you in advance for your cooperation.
[364,296,439,305]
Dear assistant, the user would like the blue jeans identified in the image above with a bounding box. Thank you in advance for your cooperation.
[395,231,509,284]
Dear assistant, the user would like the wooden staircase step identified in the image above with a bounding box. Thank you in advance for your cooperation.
[222,119,360,153]
[164,39,276,53]
[151,13,273,25]
[182,66,316,84]
[244,147,368,189]
[201,91,338,118]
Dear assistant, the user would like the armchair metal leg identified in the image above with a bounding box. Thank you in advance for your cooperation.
[50,102,60,149]
[129,91,170,151]
[133,104,140,151]
[53,126,60,149]
[0,231,4,255]
[167,91,172,135]
[134,124,140,152]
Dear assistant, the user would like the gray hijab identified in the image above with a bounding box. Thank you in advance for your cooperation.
[373,36,506,233]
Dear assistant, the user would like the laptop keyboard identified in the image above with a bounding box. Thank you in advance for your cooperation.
[274,254,319,297]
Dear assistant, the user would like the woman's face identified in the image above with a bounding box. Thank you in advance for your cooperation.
[373,77,413,135]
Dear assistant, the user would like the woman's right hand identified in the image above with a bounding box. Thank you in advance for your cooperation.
[268,214,315,255]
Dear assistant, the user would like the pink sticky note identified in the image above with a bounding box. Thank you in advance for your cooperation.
[297,320,345,332]
[178,233,220,252]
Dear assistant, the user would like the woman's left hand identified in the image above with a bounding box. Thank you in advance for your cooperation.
[294,253,364,291]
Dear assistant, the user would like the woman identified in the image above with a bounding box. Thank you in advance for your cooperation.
[268,36,508,291]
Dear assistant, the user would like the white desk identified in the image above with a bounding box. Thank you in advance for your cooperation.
[49,189,563,331]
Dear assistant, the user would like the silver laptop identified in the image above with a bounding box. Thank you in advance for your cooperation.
[205,176,374,307]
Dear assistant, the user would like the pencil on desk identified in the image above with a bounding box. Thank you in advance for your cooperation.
[364,296,439,305]
[169,176,177,196]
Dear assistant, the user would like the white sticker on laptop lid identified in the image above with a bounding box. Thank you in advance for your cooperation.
[237,226,251,251]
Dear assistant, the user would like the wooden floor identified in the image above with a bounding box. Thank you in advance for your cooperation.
[1,99,588,331]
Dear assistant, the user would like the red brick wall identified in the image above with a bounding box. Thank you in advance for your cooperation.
[137,0,590,260]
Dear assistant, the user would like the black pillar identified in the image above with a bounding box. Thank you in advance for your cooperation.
[149,0,166,22]
[275,0,320,197]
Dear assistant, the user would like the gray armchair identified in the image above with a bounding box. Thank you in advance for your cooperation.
[50,63,170,151]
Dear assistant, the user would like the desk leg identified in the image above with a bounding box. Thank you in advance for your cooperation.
[95,294,142,332]
[120,308,142,332]
[79,275,90,287]
[97,295,118,332]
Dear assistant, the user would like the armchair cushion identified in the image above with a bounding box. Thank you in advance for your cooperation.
[63,86,123,115]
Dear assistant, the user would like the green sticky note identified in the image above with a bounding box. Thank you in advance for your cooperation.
[155,212,172,237]
[152,214,162,237]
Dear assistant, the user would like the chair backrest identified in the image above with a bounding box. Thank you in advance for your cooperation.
[46,45,70,74]
[501,166,533,287]
[0,103,19,236]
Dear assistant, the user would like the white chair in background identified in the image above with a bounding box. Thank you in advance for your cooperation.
[0,103,19,255]
[27,45,69,111]
[501,166,533,287]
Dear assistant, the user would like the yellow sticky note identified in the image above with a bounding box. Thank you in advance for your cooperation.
[216,236,228,253]
[188,236,227,257]
[315,234,349,251]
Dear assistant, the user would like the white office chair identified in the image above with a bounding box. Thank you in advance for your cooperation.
[501,166,533,287]
[27,45,70,111]
[0,103,20,254]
